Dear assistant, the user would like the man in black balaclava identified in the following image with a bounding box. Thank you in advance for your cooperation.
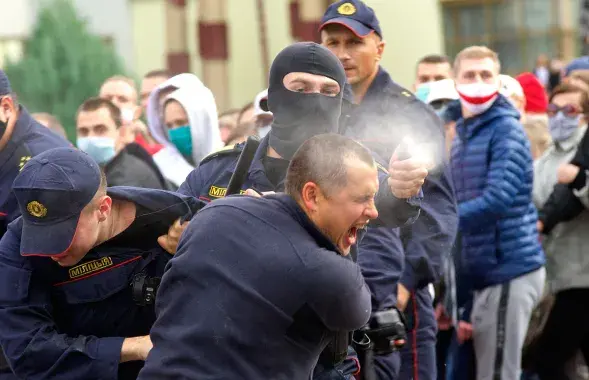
[157,42,425,379]
[266,41,346,160]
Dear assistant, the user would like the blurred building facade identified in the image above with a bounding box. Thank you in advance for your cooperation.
[0,0,582,112]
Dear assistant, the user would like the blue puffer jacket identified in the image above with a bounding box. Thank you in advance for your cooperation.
[450,95,544,291]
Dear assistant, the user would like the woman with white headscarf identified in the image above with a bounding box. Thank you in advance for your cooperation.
[146,73,223,188]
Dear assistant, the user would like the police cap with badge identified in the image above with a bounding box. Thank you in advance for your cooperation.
[319,0,382,38]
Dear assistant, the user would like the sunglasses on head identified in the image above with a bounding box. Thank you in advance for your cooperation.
[547,103,582,117]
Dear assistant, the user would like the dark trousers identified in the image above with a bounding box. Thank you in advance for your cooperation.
[535,288,589,380]
[399,287,437,380]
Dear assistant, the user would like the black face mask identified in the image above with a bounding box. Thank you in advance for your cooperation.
[267,42,346,160]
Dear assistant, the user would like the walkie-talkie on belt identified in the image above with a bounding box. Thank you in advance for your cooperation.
[226,135,261,196]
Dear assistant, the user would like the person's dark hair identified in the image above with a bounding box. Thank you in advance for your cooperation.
[77,97,122,127]
[549,83,589,117]
[285,133,375,199]
[144,69,172,80]
[417,54,451,67]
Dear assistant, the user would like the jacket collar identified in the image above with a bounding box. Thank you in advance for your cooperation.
[456,95,520,141]
[268,193,342,254]
[224,135,275,191]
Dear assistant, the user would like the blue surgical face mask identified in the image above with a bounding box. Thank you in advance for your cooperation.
[168,125,192,157]
[548,112,581,142]
[77,136,116,165]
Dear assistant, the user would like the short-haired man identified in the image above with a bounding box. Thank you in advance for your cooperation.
[414,54,453,90]
[140,70,172,112]
[100,75,161,154]
[100,75,139,124]
[320,1,458,378]
[76,97,167,189]
[450,45,545,380]
[138,134,375,379]
[0,70,70,238]
[0,147,202,379]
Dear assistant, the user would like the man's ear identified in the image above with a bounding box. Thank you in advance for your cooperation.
[0,95,16,121]
[375,37,386,63]
[300,182,323,213]
[97,195,112,222]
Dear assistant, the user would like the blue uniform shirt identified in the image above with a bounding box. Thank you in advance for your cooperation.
[138,194,371,380]
[340,67,458,379]
[0,107,71,237]
[0,187,201,380]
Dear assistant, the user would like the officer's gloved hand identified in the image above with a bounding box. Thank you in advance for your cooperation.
[158,218,190,255]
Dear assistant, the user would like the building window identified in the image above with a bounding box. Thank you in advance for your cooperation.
[442,0,580,75]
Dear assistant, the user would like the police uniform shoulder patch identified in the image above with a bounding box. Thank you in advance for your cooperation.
[27,201,47,218]
[338,2,356,15]
[198,144,243,167]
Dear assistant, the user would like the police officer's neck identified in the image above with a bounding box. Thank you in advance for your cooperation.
[266,146,283,159]
[351,66,380,104]
[95,199,137,246]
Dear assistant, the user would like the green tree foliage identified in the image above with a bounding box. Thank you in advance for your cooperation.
[3,0,127,141]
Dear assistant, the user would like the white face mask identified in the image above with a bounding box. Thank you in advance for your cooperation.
[120,108,135,124]
[456,82,499,115]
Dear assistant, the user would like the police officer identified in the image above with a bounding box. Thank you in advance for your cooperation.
[166,42,426,379]
[0,147,202,379]
[319,1,458,379]
[0,70,70,238]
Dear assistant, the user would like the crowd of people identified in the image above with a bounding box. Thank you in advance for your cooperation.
[0,0,588,379]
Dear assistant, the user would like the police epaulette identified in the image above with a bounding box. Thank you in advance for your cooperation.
[198,143,244,166]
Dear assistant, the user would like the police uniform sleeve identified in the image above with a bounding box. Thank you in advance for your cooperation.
[399,164,458,291]
[0,222,124,380]
[306,252,371,332]
[399,104,458,291]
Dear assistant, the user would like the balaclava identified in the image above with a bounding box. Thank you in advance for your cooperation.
[267,42,346,160]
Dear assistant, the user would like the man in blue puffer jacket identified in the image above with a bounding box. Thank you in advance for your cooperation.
[449,46,546,380]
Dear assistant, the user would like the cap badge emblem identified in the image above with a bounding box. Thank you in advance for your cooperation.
[338,3,356,16]
[27,201,47,218]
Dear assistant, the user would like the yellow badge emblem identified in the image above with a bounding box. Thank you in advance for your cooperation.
[69,257,113,279]
[27,201,47,218]
[208,186,246,198]
[337,3,356,16]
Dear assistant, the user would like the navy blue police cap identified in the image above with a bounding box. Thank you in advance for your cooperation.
[0,70,12,97]
[320,0,382,38]
[12,147,102,257]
